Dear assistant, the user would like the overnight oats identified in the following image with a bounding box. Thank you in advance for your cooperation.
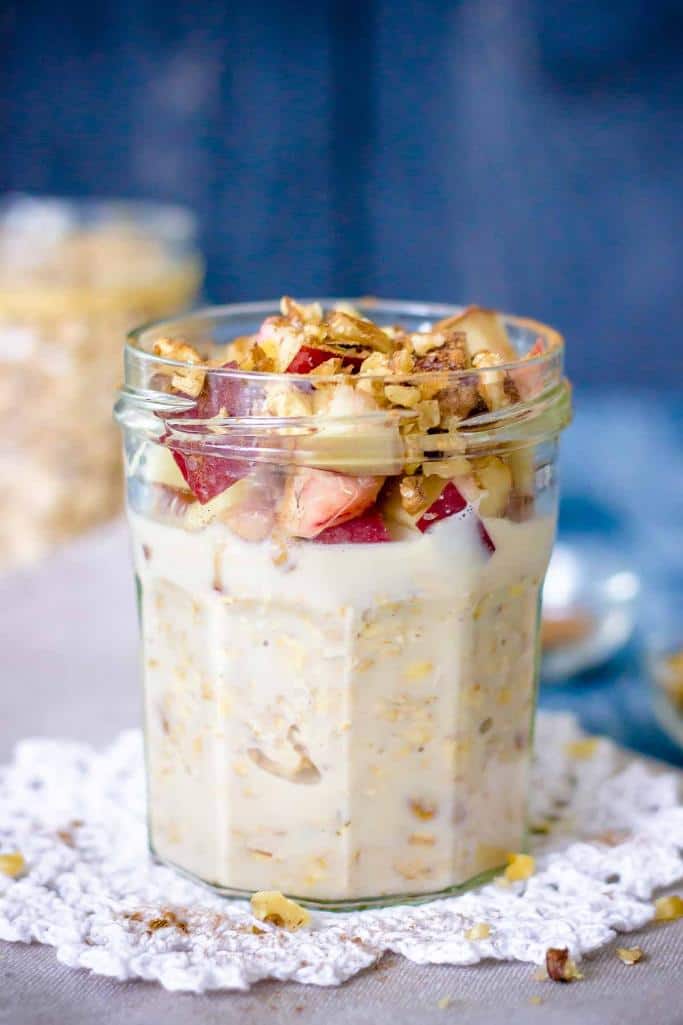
[115,298,571,907]
[0,196,202,571]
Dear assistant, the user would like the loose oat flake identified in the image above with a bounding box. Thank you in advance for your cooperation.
[616,946,643,965]
[0,713,681,992]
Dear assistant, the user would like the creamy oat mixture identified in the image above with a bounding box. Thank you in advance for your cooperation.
[120,297,567,904]
[0,199,201,571]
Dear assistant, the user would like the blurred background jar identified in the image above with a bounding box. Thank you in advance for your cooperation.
[0,195,203,572]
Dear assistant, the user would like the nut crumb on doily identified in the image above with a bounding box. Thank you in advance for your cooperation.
[464,922,491,940]
[0,852,26,878]
[436,995,452,1009]
[545,947,583,982]
[503,852,535,882]
[124,909,189,935]
[250,891,311,930]
[616,946,643,965]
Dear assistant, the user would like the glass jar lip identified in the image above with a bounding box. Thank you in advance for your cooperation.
[0,192,198,248]
[126,297,564,384]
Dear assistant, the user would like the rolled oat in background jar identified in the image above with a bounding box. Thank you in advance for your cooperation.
[0,195,203,571]
[115,298,571,909]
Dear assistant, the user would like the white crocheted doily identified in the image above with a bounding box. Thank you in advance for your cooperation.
[0,713,681,992]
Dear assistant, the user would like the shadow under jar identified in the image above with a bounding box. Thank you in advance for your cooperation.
[115,298,572,909]
[0,195,203,571]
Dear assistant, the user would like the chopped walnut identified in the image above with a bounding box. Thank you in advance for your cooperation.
[471,350,510,411]
[280,296,323,324]
[654,895,683,921]
[250,890,311,930]
[327,310,393,353]
[399,475,427,514]
[148,910,189,933]
[0,852,26,878]
[464,922,491,940]
[616,946,643,965]
[545,947,583,982]
[504,852,535,882]
[384,384,422,408]
[152,337,206,398]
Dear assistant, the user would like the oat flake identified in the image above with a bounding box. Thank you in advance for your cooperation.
[0,714,681,992]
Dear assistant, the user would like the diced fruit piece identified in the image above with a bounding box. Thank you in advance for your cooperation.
[415,480,495,553]
[166,362,253,504]
[287,345,337,374]
[278,467,383,539]
[314,507,391,543]
[172,449,242,505]
[303,383,403,475]
[286,345,364,374]
[184,477,274,542]
[416,480,467,530]
[471,456,512,517]
[478,520,496,553]
[434,306,516,364]
[142,444,190,490]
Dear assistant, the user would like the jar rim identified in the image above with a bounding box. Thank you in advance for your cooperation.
[117,299,571,459]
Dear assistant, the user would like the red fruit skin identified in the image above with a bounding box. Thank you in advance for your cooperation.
[286,345,364,374]
[313,507,392,544]
[416,481,467,530]
[167,362,251,503]
[416,481,496,554]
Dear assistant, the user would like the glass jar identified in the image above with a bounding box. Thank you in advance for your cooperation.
[115,299,571,909]
[0,195,203,572]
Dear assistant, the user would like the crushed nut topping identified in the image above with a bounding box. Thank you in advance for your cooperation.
[545,947,583,982]
[250,890,311,930]
[152,337,206,398]
[0,851,26,878]
[616,946,643,965]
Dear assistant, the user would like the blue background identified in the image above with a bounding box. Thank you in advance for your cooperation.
[2,0,683,388]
